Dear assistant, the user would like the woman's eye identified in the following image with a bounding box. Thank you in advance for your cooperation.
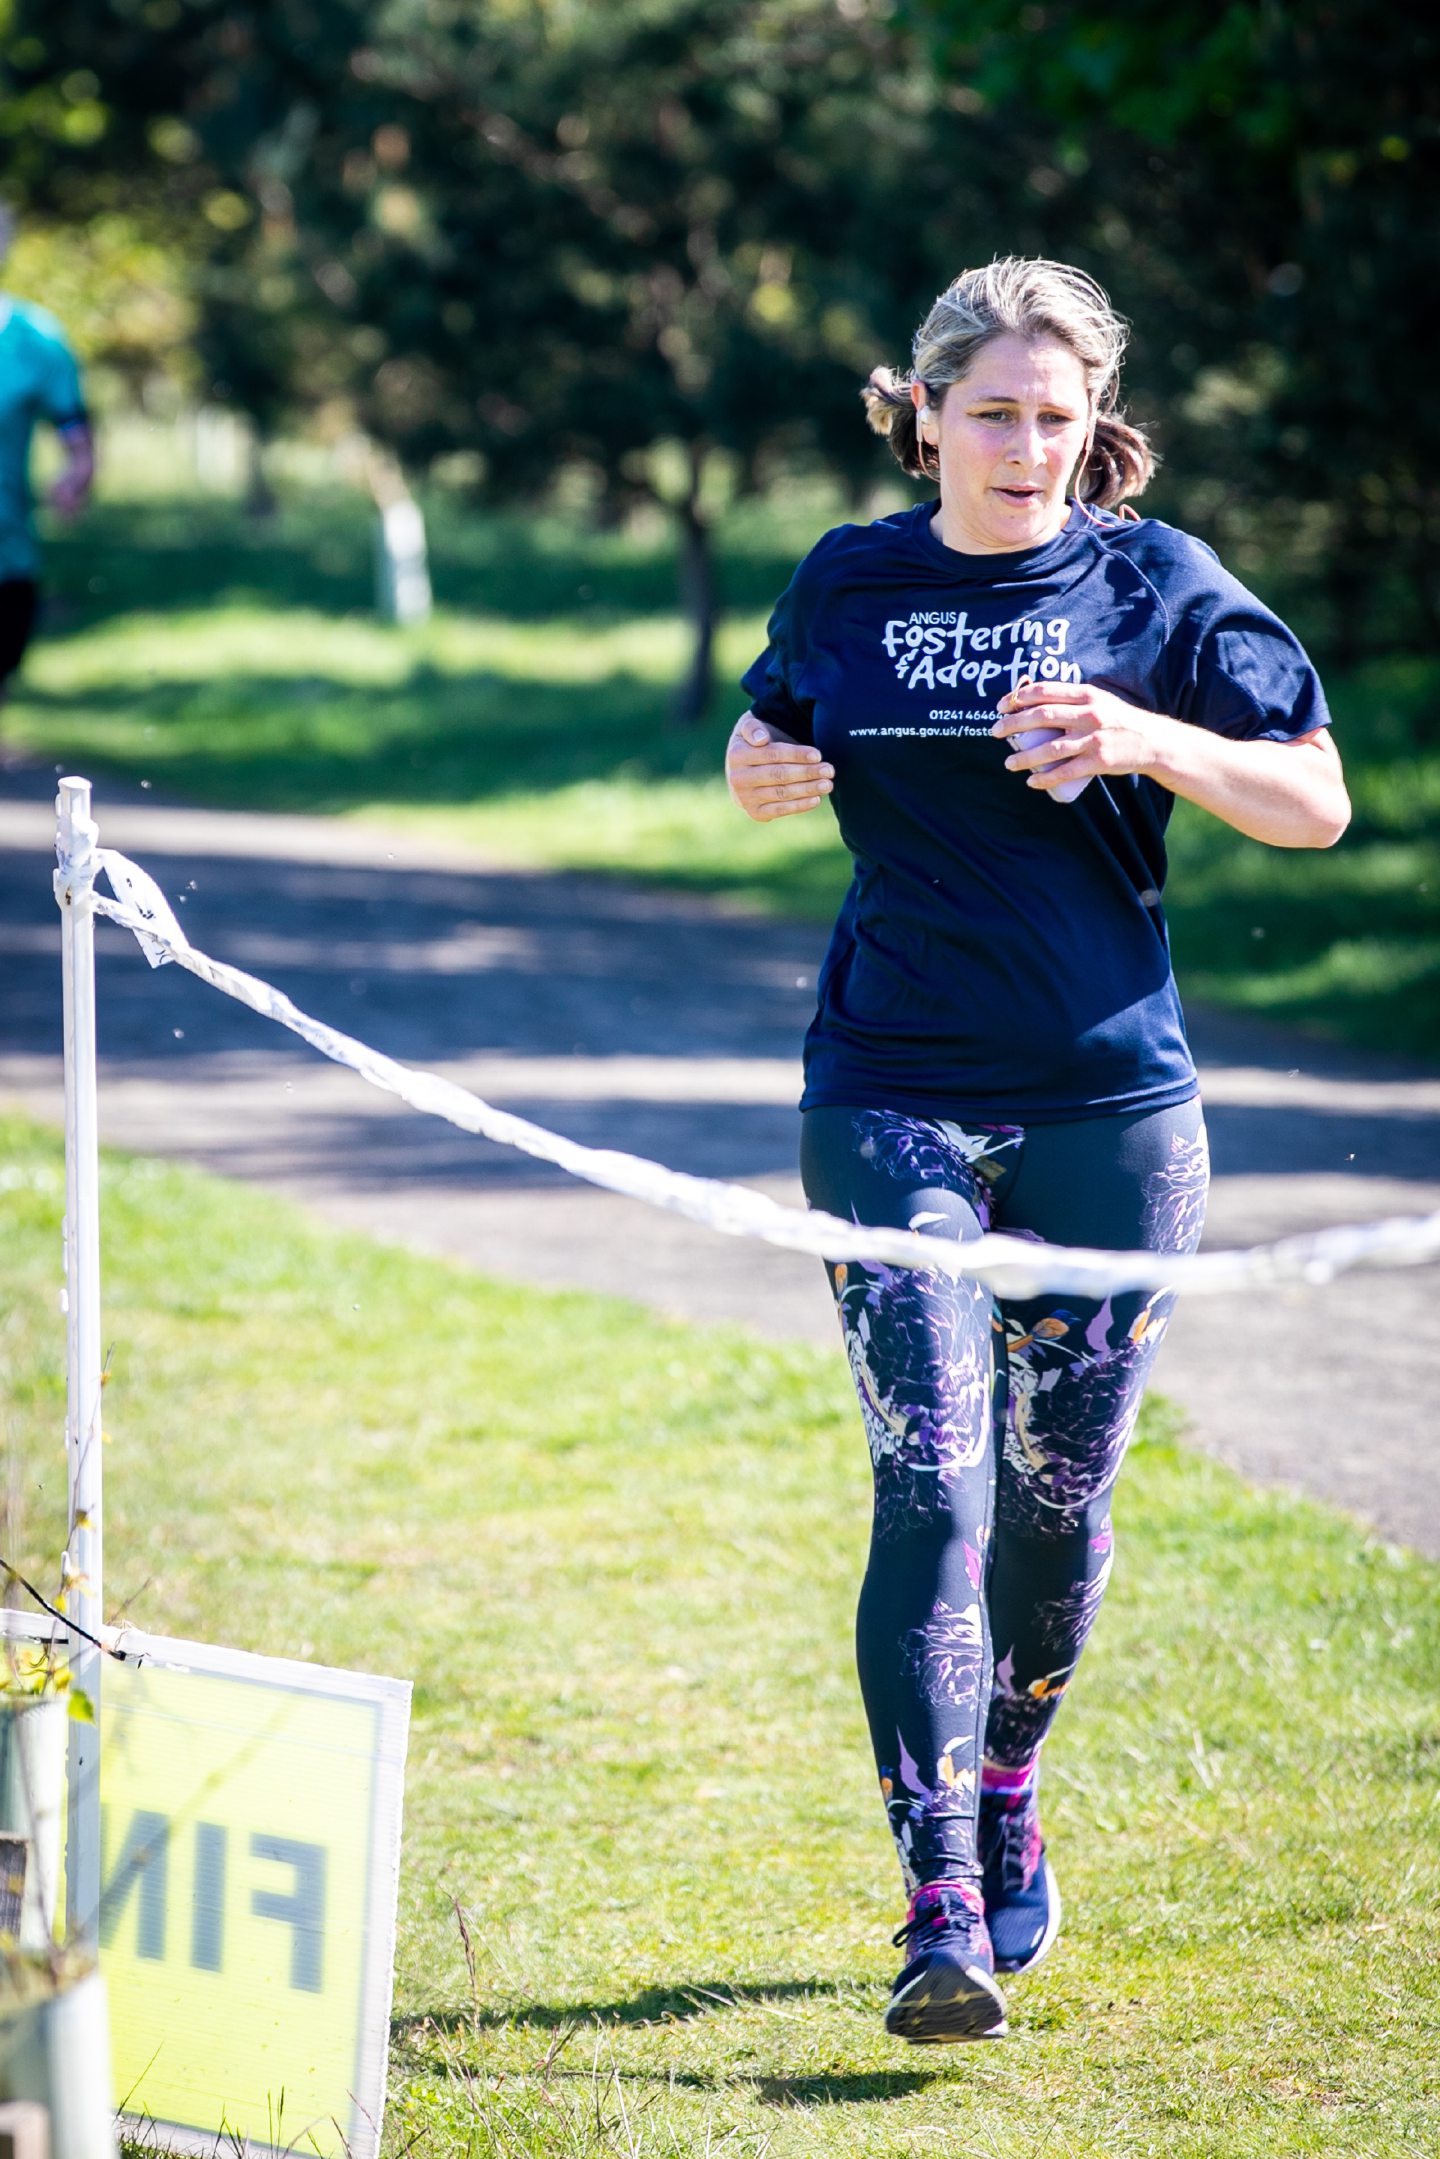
[970,409,1076,426]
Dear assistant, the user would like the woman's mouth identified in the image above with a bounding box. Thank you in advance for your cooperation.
[995,485,1041,503]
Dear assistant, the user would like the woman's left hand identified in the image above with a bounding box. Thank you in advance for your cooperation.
[992,677,1351,846]
[992,680,1168,791]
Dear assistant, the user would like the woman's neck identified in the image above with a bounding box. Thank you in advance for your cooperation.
[928,500,1073,556]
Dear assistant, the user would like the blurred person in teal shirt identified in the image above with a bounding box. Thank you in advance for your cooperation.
[0,203,94,731]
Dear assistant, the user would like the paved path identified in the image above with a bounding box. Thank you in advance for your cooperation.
[4,767,1439,1552]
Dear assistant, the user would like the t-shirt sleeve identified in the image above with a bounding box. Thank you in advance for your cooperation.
[739,569,817,746]
[35,322,88,429]
[1159,561,1331,744]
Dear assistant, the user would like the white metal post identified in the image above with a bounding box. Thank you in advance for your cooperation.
[374,496,432,624]
[54,775,103,1949]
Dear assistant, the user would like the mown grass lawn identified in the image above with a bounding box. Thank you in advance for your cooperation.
[3,1113,1439,2156]
[4,491,1438,1061]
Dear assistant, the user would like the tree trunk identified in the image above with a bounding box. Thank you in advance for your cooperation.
[671,447,717,729]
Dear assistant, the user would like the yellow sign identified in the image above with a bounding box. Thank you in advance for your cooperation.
[99,1636,409,2158]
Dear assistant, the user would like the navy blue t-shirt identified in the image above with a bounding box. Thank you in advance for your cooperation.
[741,499,1330,1120]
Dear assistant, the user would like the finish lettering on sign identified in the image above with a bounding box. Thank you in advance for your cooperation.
[100,1810,169,1960]
[250,1834,326,1993]
[100,1809,327,1987]
[191,1819,227,1972]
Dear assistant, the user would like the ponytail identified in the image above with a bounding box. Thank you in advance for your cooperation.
[1077,408,1155,507]
[860,365,938,481]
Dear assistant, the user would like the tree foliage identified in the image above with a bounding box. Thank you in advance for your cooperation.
[10,0,1014,712]
[909,0,1440,660]
[4,0,1436,703]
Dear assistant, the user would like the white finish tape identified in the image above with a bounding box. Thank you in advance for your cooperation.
[87,850,1440,1302]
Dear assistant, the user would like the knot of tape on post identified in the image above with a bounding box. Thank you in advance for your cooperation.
[97,849,190,970]
[53,776,100,915]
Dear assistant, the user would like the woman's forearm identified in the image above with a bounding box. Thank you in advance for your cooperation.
[1145,718,1351,848]
[51,422,95,518]
[997,681,1352,849]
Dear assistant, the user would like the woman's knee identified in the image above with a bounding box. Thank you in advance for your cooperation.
[833,1265,998,1518]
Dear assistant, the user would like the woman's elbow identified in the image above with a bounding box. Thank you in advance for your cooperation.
[1276,735,1351,848]
[1303,784,1352,849]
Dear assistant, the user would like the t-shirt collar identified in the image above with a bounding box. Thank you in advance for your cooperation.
[906,497,1090,583]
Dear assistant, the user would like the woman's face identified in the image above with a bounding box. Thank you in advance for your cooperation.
[914,333,1093,554]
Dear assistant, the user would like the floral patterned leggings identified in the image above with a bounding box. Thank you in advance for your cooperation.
[799,1100,1209,1896]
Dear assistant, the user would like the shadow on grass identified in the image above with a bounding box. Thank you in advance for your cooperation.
[751,2070,938,2106]
[1165,879,1440,1061]
[12,664,724,810]
[399,1990,944,2106]
[38,497,809,636]
[577,2066,942,2105]
[406,1978,837,2032]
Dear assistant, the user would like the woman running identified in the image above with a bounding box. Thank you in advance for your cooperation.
[726,258,1349,2045]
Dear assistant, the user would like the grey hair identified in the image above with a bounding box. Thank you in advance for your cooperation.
[862,256,1155,507]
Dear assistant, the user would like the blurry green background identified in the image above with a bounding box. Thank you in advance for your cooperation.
[5,15,1440,2152]
[2,0,1437,1057]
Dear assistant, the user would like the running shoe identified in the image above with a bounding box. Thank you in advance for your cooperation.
[883,1881,1009,2044]
[979,1787,1062,1975]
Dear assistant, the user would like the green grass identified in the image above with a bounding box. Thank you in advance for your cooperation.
[4,1111,1440,2155]
[6,491,1439,1055]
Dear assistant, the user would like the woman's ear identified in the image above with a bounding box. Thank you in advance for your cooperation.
[912,381,935,443]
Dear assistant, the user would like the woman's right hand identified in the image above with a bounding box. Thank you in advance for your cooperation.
[725,713,834,823]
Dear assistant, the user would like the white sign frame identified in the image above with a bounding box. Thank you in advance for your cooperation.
[105,1627,410,2159]
[1,1611,409,2158]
